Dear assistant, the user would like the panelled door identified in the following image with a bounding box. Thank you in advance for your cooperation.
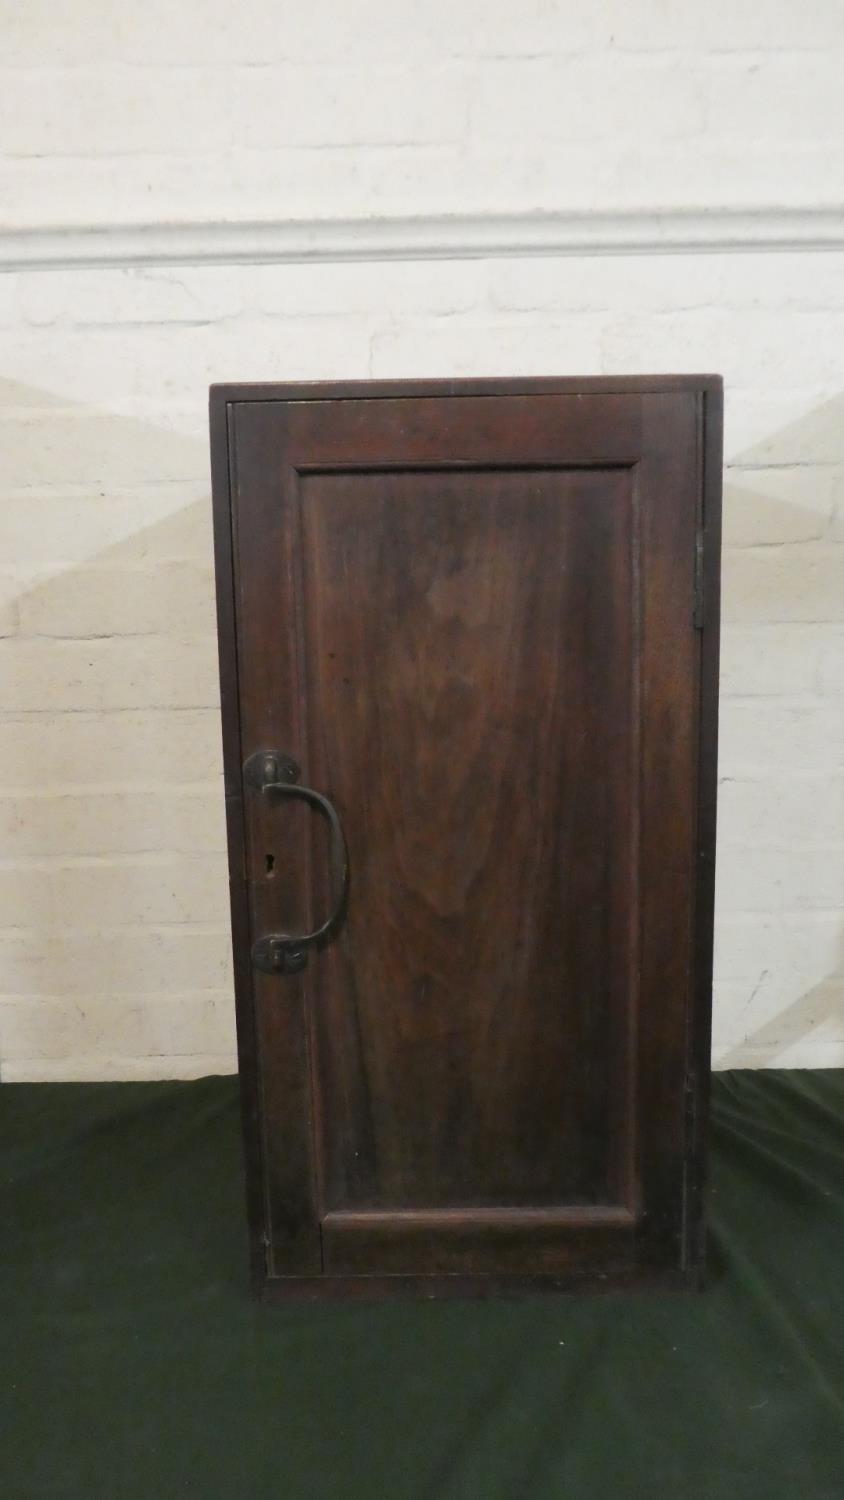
[210,377,722,1298]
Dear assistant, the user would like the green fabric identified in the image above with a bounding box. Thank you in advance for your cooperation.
[1,1071,842,1499]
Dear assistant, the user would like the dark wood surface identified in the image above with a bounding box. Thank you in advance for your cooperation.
[210,376,723,1297]
[304,464,635,1221]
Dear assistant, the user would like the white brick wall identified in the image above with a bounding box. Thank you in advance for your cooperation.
[1,2,842,1076]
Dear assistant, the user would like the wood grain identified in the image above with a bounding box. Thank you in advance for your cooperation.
[302,467,635,1216]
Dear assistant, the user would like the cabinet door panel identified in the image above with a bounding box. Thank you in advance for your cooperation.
[211,379,721,1294]
[302,465,635,1217]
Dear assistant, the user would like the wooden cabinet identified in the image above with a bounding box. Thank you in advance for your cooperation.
[210,376,723,1299]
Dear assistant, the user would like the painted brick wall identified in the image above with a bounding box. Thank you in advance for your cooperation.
[1,3,842,1076]
[3,1,844,225]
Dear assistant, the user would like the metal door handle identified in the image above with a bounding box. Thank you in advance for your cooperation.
[244,750,348,976]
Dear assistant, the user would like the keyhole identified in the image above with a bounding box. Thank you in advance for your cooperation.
[265,853,275,877]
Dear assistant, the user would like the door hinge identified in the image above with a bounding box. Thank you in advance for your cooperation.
[693,528,705,630]
[684,1068,698,1140]
[260,1228,272,1277]
[681,1068,699,1271]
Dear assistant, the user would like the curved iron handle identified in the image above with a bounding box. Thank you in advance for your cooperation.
[244,750,348,976]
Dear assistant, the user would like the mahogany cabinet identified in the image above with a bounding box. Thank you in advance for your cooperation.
[209,376,723,1299]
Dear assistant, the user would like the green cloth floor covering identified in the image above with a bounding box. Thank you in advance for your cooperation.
[1,1070,842,1499]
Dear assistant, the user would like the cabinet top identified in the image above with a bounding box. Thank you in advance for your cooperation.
[210,374,723,408]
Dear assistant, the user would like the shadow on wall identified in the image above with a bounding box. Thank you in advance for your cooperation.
[1,377,235,1079]
[715,393,844,1066]
[0,377,842,1074]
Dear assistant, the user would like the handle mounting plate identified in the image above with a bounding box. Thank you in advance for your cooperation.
[243,749,300,791]
[252,935,308,976]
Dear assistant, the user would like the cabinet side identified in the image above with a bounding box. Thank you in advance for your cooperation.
[209,389,267,1294]
[686,379,724,1279]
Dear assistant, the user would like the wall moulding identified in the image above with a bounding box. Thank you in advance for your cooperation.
[2,207,844,273]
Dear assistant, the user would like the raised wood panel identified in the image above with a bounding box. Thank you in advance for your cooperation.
[302,466,636,1215]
